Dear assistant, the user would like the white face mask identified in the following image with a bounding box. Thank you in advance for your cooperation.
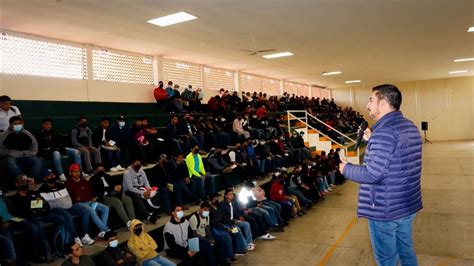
[202,211,209,218]
[308,165,312,169]
[252,181,257,186]
[177,211,184,219]
[109,239,118,248]
[312,163,316,166]
[260,142,265,145]
[118,121,126,127]
[274,172,281,177]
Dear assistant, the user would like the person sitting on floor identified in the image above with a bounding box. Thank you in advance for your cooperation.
[61,241,95,266]
[101,231,137,266]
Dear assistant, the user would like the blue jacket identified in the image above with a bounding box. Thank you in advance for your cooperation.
[343,111,423,221]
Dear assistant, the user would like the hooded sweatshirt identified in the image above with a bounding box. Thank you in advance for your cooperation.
[127,219,158,264]
[122,166,150,195]
[163,217,193,253]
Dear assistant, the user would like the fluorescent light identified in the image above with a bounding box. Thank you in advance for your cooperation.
[322,71,342,76]
[468,26,474,32]
[449,70,468,74]
[454,58,474,62]
[345,80,361,84]
[262,52,294,59]
[147,12,197,27]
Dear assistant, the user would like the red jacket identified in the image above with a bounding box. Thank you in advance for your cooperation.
[65,178,93,203]
[256,107,267,118]
[154,87,168,102]
[270,180,286,201]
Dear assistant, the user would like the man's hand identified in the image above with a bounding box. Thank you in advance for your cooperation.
[188,251,196,257]
[239,216,245,221]
[143,190,151,199]
[114,185,122,193]
[339,159,348,174]
[363,127,372,142]
[184,177,191,184]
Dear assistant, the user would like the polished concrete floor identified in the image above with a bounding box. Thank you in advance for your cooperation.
[235,140,474,266]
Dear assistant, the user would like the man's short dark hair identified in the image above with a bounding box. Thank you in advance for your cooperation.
[103,231,117,241]
[64,241,77,255]
[9,116,22,125]
[41,117,52,124]
[0,95,12,103]
[200,201,211,209]
[100,117,110,122]
[372,84,402,111]
[77,116,87,122]
[224,188,233,196]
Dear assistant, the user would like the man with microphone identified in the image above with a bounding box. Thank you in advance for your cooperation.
[339,84,422,266]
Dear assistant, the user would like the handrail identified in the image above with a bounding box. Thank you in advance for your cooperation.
[289,114,345,147]
[305,112,356,142]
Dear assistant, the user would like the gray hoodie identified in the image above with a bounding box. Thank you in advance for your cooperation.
[122,166,150,195]
[0,128,38,158]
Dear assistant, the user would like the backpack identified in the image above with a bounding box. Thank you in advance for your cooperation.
[191,211,208,229]
[154,87,168,102]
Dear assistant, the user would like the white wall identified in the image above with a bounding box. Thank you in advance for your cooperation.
[331,76,474,141]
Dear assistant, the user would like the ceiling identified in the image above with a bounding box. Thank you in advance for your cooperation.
[1,0,473,88]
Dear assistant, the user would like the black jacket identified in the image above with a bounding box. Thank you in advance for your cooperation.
[35,129,67,158]
[89,173,121,202]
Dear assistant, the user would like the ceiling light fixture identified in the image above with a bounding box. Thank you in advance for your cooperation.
[449,70,468,74]
[262,52,294,59]
[322,71,342,76]
[147,12,198,27]
[345,80,361,84]
[454,58,474,62]
[468,26,474,32]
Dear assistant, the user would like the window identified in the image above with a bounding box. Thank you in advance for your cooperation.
[203,66,234,91]
[163,59,202,88]
[261,77,280,96]
[240,73,262,93]
[0,33,87,79]
[93,49,154,84]
[311,86,321,98]
[320,88,331,99]
[297,84,310,97]
[284,81,298,96]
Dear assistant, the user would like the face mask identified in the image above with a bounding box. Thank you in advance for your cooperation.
[280,137,285,140]
[308,166,312,169]
[312,163,316,166]
[109,239,118,248]
[118,121,125,127]
[133,227,142,236]
[0,190,3,196]
[13,124,23,132]
[260,142,265,145]
[19,184,29,191]
[176,211,184,219]
[252,181,257,186]
[46,178,56,184]
[202,211,209,218]
[212,200,219,206]
[273,140,278,143]
[193,149,199,154]
[274,172,280,177]
[80,123,87,128]
[133,165,141,171]
[96,171,106,176]
[252,115,257,119]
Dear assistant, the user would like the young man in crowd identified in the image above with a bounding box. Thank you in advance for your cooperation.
[186,145,216,202]
[61,241,95,266]
[122,159,160,223]
[0,116,42,184]
[89,164,135,228]
[102,231,137,266]
[92,117,123,172]
[65,164,110,239]
[0,95,21,132]
[128,219,175,266]
[70,116,102,175]
[188,202,217,266]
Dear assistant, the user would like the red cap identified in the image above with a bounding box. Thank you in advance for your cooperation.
[68,163,81,172]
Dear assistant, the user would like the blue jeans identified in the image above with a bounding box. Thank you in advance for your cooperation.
[235,221,253,246]
[368,213,418,266]
[173,181,193,205]
[52,148,81,175]
[0,229,16,261]
[73,202,110,233]
[251,207,277,227]
[143,255,176,266]
[6,156,42,182]
[211,227,234,259]
[52,208,78,239]
[191,174,216,200]
[159,187,172,213]
[262,200,283,224]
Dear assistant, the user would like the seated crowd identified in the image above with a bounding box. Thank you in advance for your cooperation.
[0,85,349,265]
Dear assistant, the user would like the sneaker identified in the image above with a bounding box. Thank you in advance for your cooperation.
[126,221,132,228]
[59,174,67,182]
[258,233,276,240]
[98,231,106,238]
[109,167,118,172]
[74,237,83,247]
[234,251,247,256]
[247,244,256,251]
[82,172,90,178]
[148,214,158,224]
[116,165,125,171]
[82,234,94,245]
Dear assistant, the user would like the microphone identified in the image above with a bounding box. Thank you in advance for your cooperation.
[354,121,369,150]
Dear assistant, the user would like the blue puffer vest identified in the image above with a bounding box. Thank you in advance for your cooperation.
[344,111,423,221]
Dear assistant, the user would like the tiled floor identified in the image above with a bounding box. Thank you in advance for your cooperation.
[234,140,474,266]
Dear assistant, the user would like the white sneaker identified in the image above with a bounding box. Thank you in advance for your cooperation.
[324,189,330,193]
[247,244,255,251]
[110,167,118,172]
[327,187,333,192]
[258,233,276,240]
[59,174,67,182]
[127,221,132,228]
[74,237,83,247]
[98,231,106,238]
[116,165,125,171]
[82,234,94,245]
[82,172,90,178]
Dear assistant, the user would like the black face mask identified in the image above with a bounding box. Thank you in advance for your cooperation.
[96,171,106,176]
[193,149,199,154]
[133,165,141,171]
[133,227,142,236]
[46,178,56,184]
[19,184,29,191]
[80,123,87,128]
